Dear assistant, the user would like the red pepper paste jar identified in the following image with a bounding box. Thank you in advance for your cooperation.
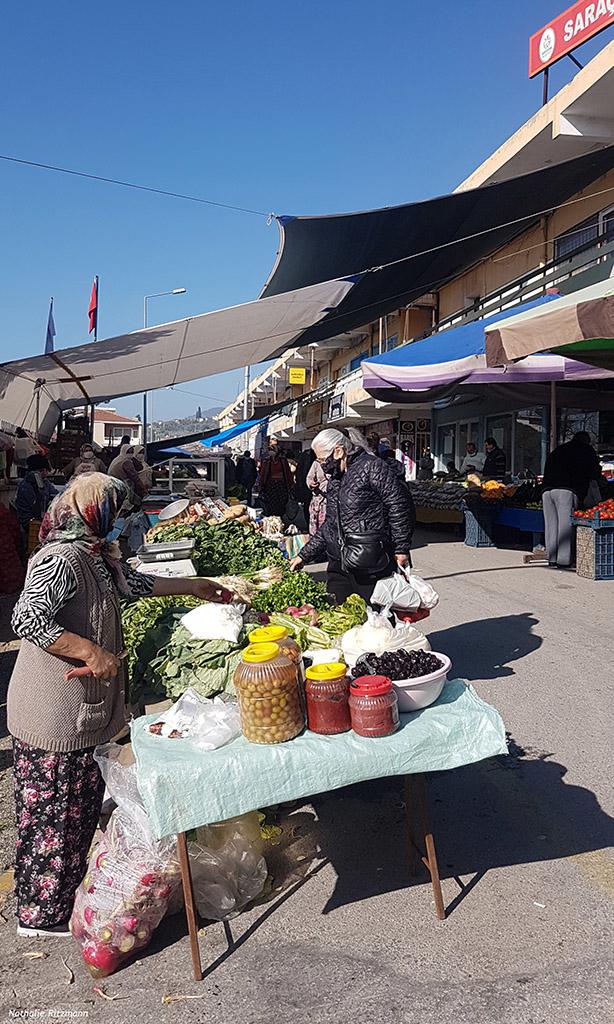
[349,675,400,738]
[304,663,351,735]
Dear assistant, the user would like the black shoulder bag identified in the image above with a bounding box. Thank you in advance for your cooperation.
[335,481,392,579]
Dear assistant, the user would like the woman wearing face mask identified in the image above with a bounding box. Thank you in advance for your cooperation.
[62,444,106,481]
[108,444,152,508]
[290,428,415,603]
[15,455,58,541]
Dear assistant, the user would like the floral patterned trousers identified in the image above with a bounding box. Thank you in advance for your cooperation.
[13,739,105,928]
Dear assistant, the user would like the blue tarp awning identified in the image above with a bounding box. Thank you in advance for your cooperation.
[199,417,266,449]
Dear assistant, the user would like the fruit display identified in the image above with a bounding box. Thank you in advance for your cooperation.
[574,497,614,520]
[233,642,305,744]
[351,649,444,682]
[71,810,180,978]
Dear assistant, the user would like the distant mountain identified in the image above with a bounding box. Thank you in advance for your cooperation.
[151,408,222,442]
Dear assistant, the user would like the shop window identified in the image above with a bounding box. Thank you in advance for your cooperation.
[385,334,399,352]
[436,424,456,472]
[514,408,545,476]
[485,414,512,474]
[349,351,369,371]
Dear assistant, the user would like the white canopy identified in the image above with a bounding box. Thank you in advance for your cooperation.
[0,278,354,438]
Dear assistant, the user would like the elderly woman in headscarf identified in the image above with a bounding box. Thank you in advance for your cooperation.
[108,443,152,507]
[8,473,233,937]
[62,442,107,480]
[290,428,416,603]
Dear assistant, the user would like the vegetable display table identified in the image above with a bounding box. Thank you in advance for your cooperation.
[494,507,545,547]
[131,680,506,981]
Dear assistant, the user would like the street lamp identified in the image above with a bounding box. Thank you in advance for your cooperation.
[142,288,187,444]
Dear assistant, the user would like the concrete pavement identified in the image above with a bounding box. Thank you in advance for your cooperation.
[0,530,613,1023]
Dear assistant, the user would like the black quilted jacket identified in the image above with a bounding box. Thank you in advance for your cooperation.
[300,450,415,566]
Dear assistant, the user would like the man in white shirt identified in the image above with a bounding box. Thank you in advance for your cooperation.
[460,442,485,475]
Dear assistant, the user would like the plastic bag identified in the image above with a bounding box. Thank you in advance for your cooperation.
[181,601,245,643]
[342,609,430,668]
[145,690,241,750]
[70,744,181,978]
[188,837,267,921]
[371,568,439,611]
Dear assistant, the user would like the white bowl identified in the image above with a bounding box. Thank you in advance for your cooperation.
[157,498,190,522]
[392,653,451,712]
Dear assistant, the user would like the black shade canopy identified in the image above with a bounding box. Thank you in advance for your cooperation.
[262,146,614,343]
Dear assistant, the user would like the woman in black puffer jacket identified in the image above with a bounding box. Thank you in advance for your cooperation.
[291,428,415,603]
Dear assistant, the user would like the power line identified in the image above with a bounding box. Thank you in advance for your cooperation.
[0,153,270,218]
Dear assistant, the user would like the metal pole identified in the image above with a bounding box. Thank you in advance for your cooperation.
[243,364,250,420]
[550,380,557,452]
[143,297,148,446]
[542,67,549,107]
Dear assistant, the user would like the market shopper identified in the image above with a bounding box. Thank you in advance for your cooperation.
[14,428,43,479]
[306,457,329,535]
[290,428,415,603]
[8,473,234,937]
[259,438,295,517]
[14,454,57,539]
[482,437,507,480]
[295,447,316,525]
[62,443,107,480]
[108,443,152,508]
[542,431,603,568]
[236,450,258,505]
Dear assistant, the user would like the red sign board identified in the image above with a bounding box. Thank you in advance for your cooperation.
[529,0,614,77]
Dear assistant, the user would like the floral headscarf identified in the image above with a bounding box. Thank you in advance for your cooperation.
[39,473,131,593]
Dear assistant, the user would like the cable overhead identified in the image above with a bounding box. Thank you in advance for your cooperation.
[0,153,270,218]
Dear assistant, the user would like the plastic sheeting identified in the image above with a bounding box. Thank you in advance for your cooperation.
[131,679,507,839]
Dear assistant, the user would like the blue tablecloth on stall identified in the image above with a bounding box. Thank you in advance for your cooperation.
[131,680,507,839]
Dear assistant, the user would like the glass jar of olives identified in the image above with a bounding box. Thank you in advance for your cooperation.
[248,625,302,665]
[234,642,305,744]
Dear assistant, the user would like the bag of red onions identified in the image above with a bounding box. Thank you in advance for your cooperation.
[70,744,181,978]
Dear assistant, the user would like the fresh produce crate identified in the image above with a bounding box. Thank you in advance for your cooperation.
[463,504,497,548]
[574,519,614,580]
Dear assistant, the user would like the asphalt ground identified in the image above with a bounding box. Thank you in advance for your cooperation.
[0,528,613,1024]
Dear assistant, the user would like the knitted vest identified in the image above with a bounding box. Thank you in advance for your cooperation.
[8,542,128,753]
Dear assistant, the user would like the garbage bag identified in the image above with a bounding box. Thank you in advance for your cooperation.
[70,743,181,978]
[188,836,267,921]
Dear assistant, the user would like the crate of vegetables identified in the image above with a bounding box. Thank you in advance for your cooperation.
[572,500,614,580]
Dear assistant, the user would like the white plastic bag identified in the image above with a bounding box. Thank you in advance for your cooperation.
[146,690,241,750]
[371,568,439,611]
[181,601,245,642]
[188,837,267,920]
[342,609,430,667]
[70,744,181,977]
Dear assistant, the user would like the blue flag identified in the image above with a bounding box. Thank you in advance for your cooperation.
[45,298,56,354]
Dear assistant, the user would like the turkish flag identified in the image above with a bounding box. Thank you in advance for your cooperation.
[88,277,98,335]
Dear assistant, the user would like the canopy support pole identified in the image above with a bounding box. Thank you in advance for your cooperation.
[550,380,557,452]
[243,364,250,419]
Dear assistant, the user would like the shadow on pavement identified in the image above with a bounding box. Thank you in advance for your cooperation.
[312,740,614,917]
[426,613,542,680]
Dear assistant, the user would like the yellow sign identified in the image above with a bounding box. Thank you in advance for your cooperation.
[288,367,306,385]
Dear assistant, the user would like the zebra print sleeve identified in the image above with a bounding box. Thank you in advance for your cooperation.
[121,562,156,599]
[11,554,78,649]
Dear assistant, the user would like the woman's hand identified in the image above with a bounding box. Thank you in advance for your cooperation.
[289,556,304,572]
[395,553,410,569]
[83,644,122,680]
[189,578,236,603]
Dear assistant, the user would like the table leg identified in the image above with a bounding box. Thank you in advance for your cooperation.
[405,773,445,921]
[403,775,420,876]
[176,832,203,981]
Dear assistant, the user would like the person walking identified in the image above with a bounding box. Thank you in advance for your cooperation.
[235,450,257,505]
[542,432,603,568]
[8,473,234,937]
[258,439,294,517]
[290,428,415,603]
[483,437,507,480]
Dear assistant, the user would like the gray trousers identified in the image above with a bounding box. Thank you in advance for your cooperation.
[543,489,578,567]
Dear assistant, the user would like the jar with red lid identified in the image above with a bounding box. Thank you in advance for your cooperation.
[304,663,351,735]
[349,675,400,738]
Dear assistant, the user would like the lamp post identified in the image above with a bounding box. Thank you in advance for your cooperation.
[142,288,187,444]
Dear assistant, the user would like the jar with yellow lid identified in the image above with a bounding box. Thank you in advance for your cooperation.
[248,625,301,665]
[304,662,351,735]
[234,642,304,744]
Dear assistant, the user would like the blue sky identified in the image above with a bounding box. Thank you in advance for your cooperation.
[0,0,610,421]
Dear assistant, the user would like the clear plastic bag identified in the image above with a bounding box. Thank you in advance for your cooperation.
[342,609,430,667]
[188,836,267,921]
[371,568,439,611]
[145,690,241,749]
[70,743,181,978]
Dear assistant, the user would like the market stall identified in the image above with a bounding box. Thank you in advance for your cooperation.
[64,499,507,985]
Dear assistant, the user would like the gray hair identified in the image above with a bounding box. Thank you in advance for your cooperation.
[311,427,369,458]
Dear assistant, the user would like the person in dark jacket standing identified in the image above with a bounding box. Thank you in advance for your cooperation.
[259,439,295,517]
[290,428,415,603]
[294,447,316,526]
[542,431,602,568]
[235,450,258,505]
[482,437,506,480]
[15,455,57,539]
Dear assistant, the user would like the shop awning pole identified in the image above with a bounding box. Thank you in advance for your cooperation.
[550,380,557,452]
